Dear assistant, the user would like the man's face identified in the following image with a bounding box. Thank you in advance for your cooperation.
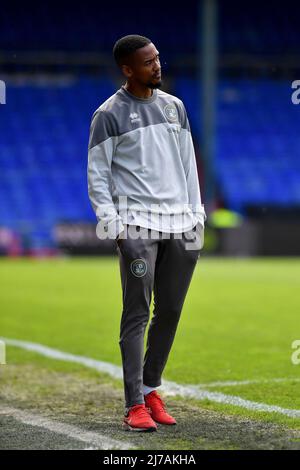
[123,42,162,89]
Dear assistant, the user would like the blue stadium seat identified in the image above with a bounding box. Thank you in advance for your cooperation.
[1,76,300,247]
[175,78,300,212]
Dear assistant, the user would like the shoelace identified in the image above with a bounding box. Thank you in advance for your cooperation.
[130,405,151,419]
[150,393,166,412]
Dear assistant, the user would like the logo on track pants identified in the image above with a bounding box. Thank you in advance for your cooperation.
[130,259,147,278]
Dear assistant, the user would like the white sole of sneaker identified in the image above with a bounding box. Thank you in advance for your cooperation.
[154,421,176,425]
[123,422,157,432]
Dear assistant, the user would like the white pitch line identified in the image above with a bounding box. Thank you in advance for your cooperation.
[196,377,300,388]
[161,382,300,419]
[0,405,135,450]
[2,337,300,419]
[1,337,123,379]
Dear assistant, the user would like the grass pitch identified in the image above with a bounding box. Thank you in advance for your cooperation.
[1,256,300,448]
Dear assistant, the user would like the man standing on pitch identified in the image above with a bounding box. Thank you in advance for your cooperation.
[88,35,206,432]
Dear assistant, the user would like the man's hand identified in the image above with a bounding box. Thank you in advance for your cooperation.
[116,225,127,242]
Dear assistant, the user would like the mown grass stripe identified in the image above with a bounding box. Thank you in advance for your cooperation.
[0,406,135,450]
[2,337,300,419]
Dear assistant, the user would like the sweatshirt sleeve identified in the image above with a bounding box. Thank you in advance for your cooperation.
[178,100,207,227]
[87,109,124,239]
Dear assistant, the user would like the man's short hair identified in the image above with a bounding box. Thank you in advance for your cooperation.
[113,35,152,66]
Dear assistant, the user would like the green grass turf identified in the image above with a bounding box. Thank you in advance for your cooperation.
[1,257,300,427]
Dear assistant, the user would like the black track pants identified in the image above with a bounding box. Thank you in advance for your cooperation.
[116,224,202,408]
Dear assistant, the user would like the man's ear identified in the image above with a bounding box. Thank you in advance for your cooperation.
[121,64,133,79]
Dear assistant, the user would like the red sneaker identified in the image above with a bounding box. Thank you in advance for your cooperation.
[123,404,158,432]
[144,391,176,425]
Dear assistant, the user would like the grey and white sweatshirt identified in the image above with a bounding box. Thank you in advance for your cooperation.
[87,85,206,239]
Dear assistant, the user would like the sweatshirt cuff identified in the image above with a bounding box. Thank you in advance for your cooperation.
[105,217,125,240]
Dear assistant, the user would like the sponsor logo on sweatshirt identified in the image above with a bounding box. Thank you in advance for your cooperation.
[129,112,141,123]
